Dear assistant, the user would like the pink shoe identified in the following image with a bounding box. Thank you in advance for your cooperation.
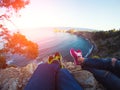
[70,48,82,65]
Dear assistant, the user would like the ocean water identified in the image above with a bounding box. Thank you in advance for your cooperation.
[7,28,93,66]
[37,30,93,62]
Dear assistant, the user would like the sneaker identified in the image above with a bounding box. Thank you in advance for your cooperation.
[70,48,82,65]
[54,52,62,61]
[54,52,64,68]
[47,55,54,64]
[76,50,82,58]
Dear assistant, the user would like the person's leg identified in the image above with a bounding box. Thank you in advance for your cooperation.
[112,58,120,70]
[112,60,120,77]
[70,48,116,71]
[57,68,83,90]
[24,61,60,90]
[83,67,120,90]
[83,58,113,70]
[83,58,120,78]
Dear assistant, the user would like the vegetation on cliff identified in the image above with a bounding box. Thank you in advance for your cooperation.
[91,29,120,58]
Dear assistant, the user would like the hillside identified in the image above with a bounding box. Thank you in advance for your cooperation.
[67,29,120,58]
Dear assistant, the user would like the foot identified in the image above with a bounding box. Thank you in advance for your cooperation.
[47,55,54,64]
[70,48,83,65]
[54,52,62,61]
[47,52,64,68]
[54,52,63,68]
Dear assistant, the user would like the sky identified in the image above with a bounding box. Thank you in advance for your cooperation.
[2,0,120,30]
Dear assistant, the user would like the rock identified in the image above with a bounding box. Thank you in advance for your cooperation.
[65,62,105,90]
[63,61,82,71]
[0,63,37,90]
[72,70,98,90]
[0,67,19,90]
[0,61,105,90]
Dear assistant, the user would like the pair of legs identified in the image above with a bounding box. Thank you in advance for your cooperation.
[70,48,120,90]
[82,58,120,90]
[24,53,83,90]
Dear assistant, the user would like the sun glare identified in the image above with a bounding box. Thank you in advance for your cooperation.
[10,12,55,29]
[19,28,54,41]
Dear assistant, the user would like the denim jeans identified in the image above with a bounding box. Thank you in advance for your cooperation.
[24,62,83,90]
[24,62,60,90]
[57,68,83,90]
[82,58,120,90]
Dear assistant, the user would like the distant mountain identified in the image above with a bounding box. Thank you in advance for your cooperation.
[54,27,96,31]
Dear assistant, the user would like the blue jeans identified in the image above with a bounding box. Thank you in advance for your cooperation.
[82,58,120,90]
[57,68,83,90]
[24,62,60,90]
[24,61,83,90]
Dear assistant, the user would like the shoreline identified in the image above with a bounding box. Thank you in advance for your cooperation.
[68,31,97,58]
[79,35,94,58]
[67,29,120,58]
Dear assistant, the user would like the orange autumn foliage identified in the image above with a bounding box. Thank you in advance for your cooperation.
[5,32,39,59]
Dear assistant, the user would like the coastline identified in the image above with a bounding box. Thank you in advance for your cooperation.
[70,32,96,58]
[67,29,120,58]
[79,35,94,58]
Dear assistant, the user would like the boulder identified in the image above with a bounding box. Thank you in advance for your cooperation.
[0,63,37,90]
[64,62,105,90]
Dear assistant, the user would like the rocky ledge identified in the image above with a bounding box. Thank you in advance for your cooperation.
[0,62,105,90]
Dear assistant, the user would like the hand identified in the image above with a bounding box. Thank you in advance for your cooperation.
[111,58,117,67]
